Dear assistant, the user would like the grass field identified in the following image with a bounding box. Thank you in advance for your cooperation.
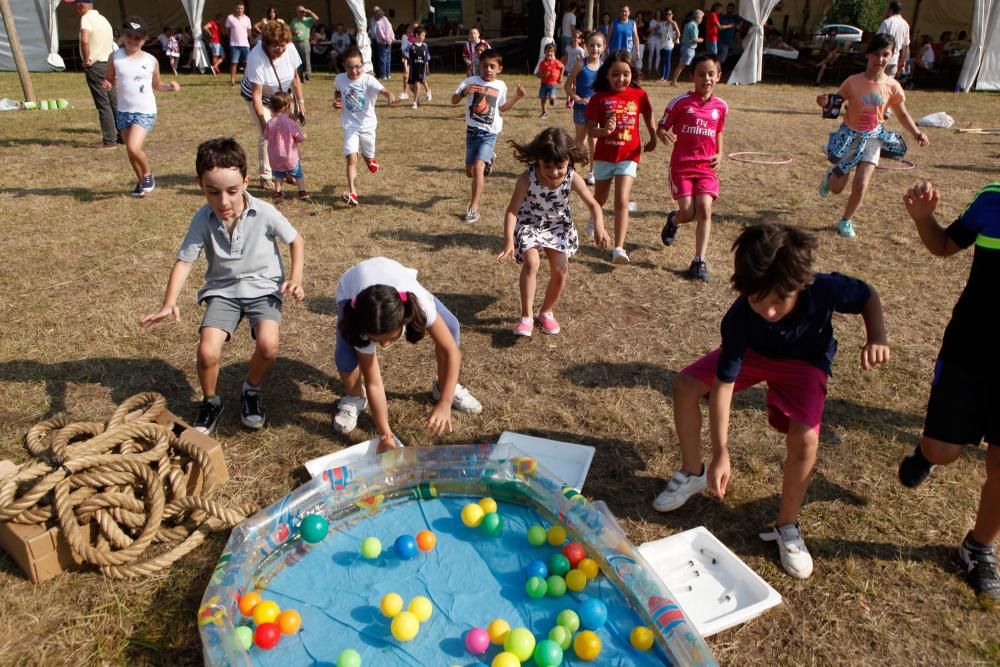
[0,68,998,665]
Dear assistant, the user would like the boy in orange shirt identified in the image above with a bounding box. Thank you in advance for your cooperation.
[536,43,564,118]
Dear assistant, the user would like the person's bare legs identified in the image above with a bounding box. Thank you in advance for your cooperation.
[247,320,280,387]
[841,161,876,221]
[197,327,229,397]
[674,195,695,223]
[613,174,634,248]
[693,194,713,259]
[337,367,365,397]
[519,248,540,319]
[122,125,150,182]
[973,445,1000,546]
[466,160,486,212]
[775,421,820,525]
[346,153,358,195]
[670,62,685,85]
[672,373,709,475]
[539,248,568,314]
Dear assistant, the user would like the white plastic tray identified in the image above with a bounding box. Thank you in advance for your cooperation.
[494,431,595,491]
[638,526,782,637]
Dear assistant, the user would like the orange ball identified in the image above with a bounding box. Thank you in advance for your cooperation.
[416,530,437,552]
[238,591,262,617]
[277,609,302,635]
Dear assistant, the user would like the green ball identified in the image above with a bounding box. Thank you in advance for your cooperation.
[534,638,565,666]
[235,625,253,650]
[545,575,567,597]
[360,536,382,559]
[549,625,572,650]
[503,627,537,662]
[527,524,547,546]
[336,648,362,667]
[556,609,580,633]
[481,511,503,536]
[525,576,548,599]
[299,514,329,543]
[547,553,571,577]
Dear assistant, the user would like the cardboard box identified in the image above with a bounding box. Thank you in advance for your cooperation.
[153,409,229,494]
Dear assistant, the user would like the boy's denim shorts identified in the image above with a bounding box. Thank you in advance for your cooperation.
[538,83,559,99]
[272,161,304,180]
[201,295,282,340]
[116,111,156,132]
[209,42,223,57]
[230,45,250,63]
[465,127,498,166]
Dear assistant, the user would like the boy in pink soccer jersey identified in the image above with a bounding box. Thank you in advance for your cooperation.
[657,52,728,283]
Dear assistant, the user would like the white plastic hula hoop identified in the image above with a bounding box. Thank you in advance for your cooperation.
[727,152,793,165]
[875,158,916,171]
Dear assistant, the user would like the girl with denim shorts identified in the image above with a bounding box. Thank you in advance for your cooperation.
[565,30,605,184]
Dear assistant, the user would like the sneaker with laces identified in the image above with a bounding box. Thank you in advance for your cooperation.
[661,211,680,246]
[484,159,494,177]
[611,247,630,265]
[836,218,857,238]
[367,158,380,174]
[898,445,935,488]
[298,190,311,200]
[192,398,224,435]
[130,182,146,198]
[819,167,833,198]
[333,395,368,434]
[432,380,483,415]
[537,311,561,335]
[585,172,595,186]
[760,522,814,579]
[273,191,286,200]
[540,112,549,119]
[426,91,432,101]
[141,174,155,193]
[959,533,1000,603]
[342,192,360,207]
[652,467,707,511]
[513,317,533,337]
[686,259,710,283]
[240,389,266,429]
[412,101,419,110]
[463,208,481,224]
[398,92,409,99]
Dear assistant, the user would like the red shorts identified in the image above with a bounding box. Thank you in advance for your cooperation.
[669,167,720,201]
[682,348,829,433]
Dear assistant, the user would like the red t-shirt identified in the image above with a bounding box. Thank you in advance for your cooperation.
[583,87,652,163]
[538,58,565,86]
[706,12,720,42]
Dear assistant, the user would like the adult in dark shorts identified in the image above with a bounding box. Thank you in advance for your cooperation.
[899,181,1000,604]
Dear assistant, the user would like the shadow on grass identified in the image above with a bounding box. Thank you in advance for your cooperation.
[413,164,521,179]
[932,164,1000,175]
[0,185,120,202]
[0,137,92,148]
[375,228,497,252]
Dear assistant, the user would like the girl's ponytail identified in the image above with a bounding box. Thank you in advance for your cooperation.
[339,286,428,347]
[401,291,427,344]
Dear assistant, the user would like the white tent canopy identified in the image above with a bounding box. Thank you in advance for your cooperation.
[958,0,1000,91]
[728,0,784,85]
[0,0,64,72]
[535,0,555,74]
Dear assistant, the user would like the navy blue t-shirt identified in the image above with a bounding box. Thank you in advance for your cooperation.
[716,272,872,382]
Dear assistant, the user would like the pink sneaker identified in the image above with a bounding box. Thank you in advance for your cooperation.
[537,312,560,335]
[367,158,380,174]
[513,317,533,337]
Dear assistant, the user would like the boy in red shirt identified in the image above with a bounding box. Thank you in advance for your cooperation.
[705,3,722,55]
[536,43,564,118]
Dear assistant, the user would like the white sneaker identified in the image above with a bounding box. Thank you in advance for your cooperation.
[760,522,814,579]
[432,380,483,415]
[398,92,409,99]
[612,247,630,264]
[652,467,707,512]
[333,395,368,434]
[426,91,432,101]
[412,101,419,110]
[585,171,595,185]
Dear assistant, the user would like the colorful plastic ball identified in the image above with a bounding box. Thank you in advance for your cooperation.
[336,648,362,667]
[416,530,437,551]
[545,575,567,597]
[299,514,329,543]
[277,609,302,635]
[361,536,382,559]
[238,591,262,616]
[465,627,490,655]
[561,542,586,568]
[480,511,503,536]
[524,559,548,579]
[492,652,520,667]
[527,524,547,546]
[253,622,282,650]
[630,626,655,651]
[547,553,571,577]
[525,576,548,599]
[380,593,404,618]
[487,618,510,644]
[578,598,608,630]
[391,611,420,641]
[461,503,485,527]
[573,630,602,661]
[547,525,567,546]
[408,595,433,622]
[394,534,418,560]
[515,456,538,477]
[235,625,254,650]
[577,558,600,580]
[556,609,580,633]
[252,600,281,625]
[479,497,498,514]
[565,569,587,592]
[503,627,537,662]
[548,625,572,651]
[533,638,565,666]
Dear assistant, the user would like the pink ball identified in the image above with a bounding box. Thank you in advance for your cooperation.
[465,627,490,655]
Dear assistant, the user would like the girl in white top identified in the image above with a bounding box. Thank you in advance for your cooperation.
[561,30,585,108]
[646,10,662,75]
[102,16,179,198]
[657,9,681,82]
[332,257,483,453]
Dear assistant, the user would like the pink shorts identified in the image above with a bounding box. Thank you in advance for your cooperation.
[669,167,719,201]
[682,348,829,433]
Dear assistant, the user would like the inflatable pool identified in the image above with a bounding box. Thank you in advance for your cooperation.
[198,445,717,666]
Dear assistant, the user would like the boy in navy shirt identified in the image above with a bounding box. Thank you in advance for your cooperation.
[898,181,1000,603]
[653,223,890,579]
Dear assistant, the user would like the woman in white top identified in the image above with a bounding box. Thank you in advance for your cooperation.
[102,15,179,197]
[240,21,305,190]
[657,8,681,82]
[646,10,663,74]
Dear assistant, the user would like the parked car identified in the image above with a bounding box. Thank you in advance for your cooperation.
[813,24,863,45]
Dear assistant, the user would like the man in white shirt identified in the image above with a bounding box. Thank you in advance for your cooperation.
[226,3,253,86]
[76,0,118,148]
[877,1,910,77]
[561,2,577,55]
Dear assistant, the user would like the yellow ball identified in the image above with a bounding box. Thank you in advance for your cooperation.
[391,611,420,641]
[380,592,404,618]
[487,618,511,645]
[630,626,655,651]
[573,630,602,661]
[578,558,600,580]
[252,600,281,625]
[461,503,485,527]
[547,525,567,546]
[492,652,521,667]
[408,595,433,622]
[479,497,498,514]
[565,568,588,592]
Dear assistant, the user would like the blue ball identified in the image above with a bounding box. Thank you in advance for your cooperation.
[394,534,418,560]
[578,598,608,630]
[524,559,549,580]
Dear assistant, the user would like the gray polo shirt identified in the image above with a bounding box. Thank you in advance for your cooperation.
[177,193,299,304]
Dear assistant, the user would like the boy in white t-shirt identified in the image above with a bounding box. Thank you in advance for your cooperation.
[334,46,397,206]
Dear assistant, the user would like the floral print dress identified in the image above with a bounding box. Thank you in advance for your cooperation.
[514,165,579,263]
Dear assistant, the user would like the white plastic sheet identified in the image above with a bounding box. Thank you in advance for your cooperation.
[0,0,63,72]
[727,0,782,85]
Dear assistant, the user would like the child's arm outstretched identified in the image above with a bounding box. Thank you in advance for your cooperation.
[499,84,526,112]
[859,287,890,371]
[564,60,584,102]
[642,105,657,152]
[380,88,397,105]
[889,99,930,147]
[571,171,609,248]
[357,352,395,446]
[139,260,195,328]
[281,233,305,301]
[903,181,963,257]
[496,173,530,262]
[426,317,462,435]
[151,59,181,93]
[451,83,467,105]
[707,379,736,498]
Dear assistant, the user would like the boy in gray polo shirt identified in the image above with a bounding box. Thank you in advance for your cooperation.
[141,137,305,433]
